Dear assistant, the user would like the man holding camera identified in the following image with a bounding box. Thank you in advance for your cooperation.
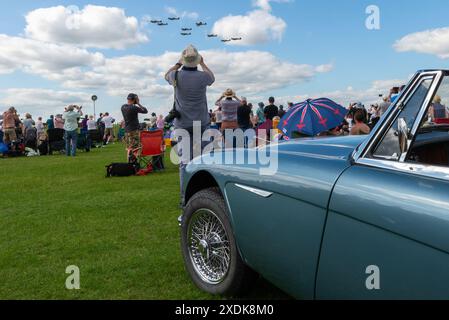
[63,105,83,157]
[121,94,148,151]
[164,45,215,205]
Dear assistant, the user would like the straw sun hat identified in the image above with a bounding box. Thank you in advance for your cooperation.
[181,45,202,68]
[223,88,236,97]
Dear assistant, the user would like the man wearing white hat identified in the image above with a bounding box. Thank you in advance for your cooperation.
[165,45,215,205]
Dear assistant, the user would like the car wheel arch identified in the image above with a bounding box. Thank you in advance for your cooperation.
[185,170,221,204]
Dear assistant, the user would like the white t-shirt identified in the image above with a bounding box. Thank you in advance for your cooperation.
[87,120,97,130]
[215,111,223,123]
[102,116,115,129]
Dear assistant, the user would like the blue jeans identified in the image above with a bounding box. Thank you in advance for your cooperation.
[65,130,78,157]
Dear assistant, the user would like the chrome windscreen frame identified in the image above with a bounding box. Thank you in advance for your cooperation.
[352,70,449,181]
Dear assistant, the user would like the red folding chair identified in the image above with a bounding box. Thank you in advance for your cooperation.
[139,130,165,171]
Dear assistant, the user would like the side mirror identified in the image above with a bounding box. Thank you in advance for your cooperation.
[397,118,409,154]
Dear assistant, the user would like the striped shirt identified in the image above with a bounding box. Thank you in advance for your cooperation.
[219,99,240,122]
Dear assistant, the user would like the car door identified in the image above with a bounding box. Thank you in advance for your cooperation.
[317,71,449,299]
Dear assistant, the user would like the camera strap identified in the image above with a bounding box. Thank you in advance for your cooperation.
[173,71,179,112]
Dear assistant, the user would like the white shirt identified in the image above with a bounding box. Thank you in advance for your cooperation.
[87,120,97,131]
[36,121,44,134]
[215,111,223,123]
[102,116,115,129]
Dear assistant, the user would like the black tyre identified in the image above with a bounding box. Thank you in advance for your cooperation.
[181,187,257,296]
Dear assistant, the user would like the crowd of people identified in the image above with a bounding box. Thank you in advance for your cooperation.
[0,106,123,157]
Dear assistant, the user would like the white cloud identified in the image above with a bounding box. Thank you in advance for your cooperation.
[25,5,148,50]
[253,0,292,11]
[212,0,287,46]
[394,26,449,59]
[57,50,332,102]
[0,88,91,116]
[0,34,104,76]
[165,6,199,20]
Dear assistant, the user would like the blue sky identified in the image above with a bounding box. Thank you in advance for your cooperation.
[0,0,448,119]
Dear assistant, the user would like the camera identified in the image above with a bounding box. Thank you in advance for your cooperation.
[165,108,181,123]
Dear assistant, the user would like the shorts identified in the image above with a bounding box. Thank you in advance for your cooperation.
[104,128,114,137]
[3,128,17,143]
[125,130,140,150]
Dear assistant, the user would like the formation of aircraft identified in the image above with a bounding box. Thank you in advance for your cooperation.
[145,17,243,42]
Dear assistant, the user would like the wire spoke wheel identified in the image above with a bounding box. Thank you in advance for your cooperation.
[187,208,231,285]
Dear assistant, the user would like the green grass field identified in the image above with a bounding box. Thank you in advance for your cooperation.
[0,142,289,300]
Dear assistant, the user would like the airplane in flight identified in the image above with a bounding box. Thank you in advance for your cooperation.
[181,28,192,31]
[157,22,168,26]
[207,34,218,38]
[168,17,180,21]
[150,19,162,24]
[221,39,231,42]
[196,22,207,27]
[180,32,192,36]
[231,37,242,41]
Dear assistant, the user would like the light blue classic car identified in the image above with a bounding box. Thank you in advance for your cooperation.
[180,69,449,299]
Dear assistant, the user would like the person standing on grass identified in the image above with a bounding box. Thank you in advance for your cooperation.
[2,107,20,145]
[63,105,83,157]
[23,113,35,131]
[157,115,165,130]
[54,114,64,129]
[256,102,265,126]
[46,115,55,130]
[97,113,105,140]
[216,89,241,132]
[121,94,148,151]
[86,115,97,151]
[164,44,215,205]
[264,96,279,121]
[36,117,44,135]
[237,97,253,131]
[102,112,115,145]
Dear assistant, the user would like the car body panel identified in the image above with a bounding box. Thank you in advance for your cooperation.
[185,136,365,298]
[316,212,449,299]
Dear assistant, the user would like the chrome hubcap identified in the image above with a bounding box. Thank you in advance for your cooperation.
[187,209,231,284]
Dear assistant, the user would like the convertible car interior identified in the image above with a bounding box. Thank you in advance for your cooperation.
[409,124,449,166]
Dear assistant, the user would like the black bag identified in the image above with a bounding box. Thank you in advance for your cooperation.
[38,141,49,156]
[165,71,181,123]
[106,163,138,178]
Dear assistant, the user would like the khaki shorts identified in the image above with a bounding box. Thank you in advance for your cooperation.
[125,130,140,150]
[104,128,114,137]
[3,128,17,143]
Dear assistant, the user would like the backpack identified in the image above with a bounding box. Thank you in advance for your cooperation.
[106,163,138,178]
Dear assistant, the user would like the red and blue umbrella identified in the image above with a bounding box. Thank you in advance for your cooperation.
[279,98,348,137]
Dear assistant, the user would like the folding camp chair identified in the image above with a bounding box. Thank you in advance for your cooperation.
[128,130,165,173]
